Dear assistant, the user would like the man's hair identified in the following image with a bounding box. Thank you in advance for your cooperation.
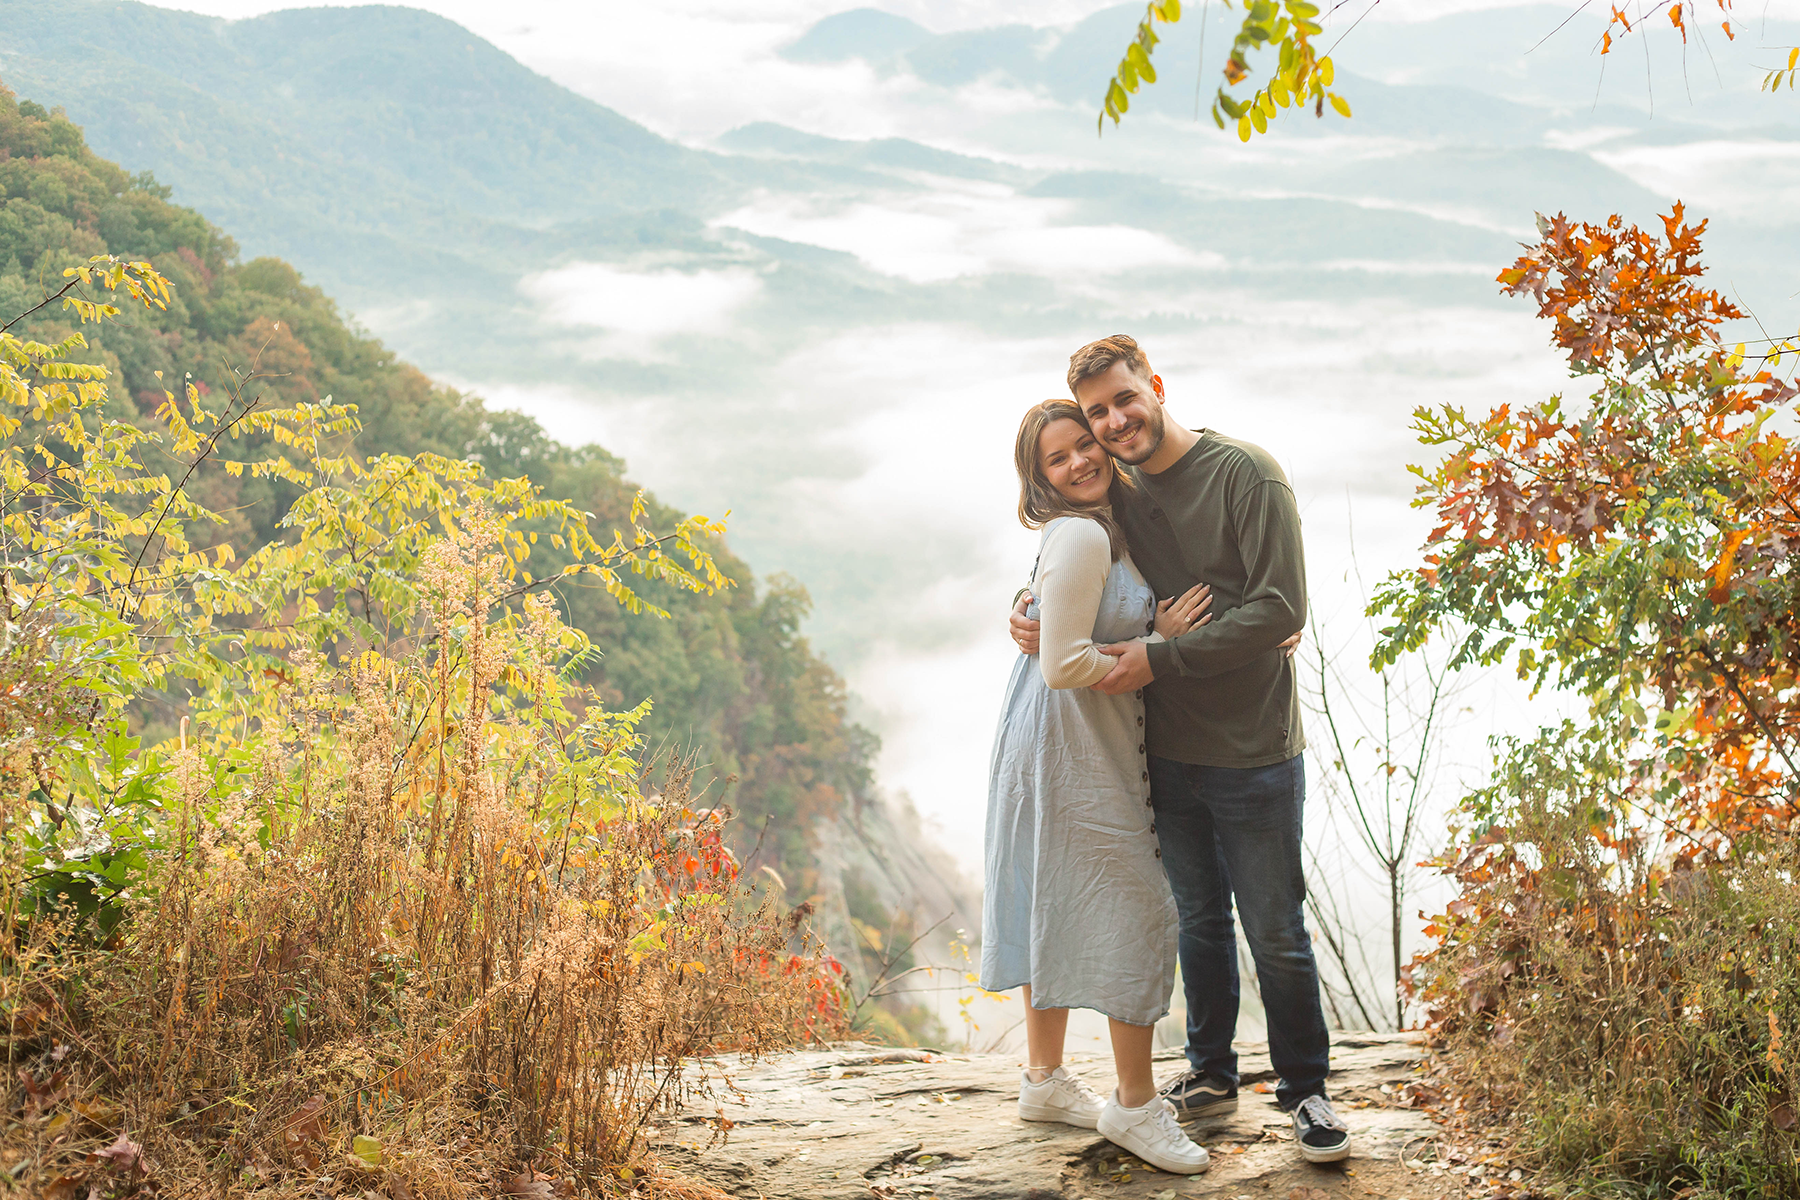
[1066,334,1153,397]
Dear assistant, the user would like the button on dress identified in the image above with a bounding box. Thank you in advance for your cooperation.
[980,517,1179,1026]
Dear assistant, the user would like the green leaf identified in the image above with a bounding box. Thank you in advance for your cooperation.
[351,1135,384,1167]
[1128,42,1158,84]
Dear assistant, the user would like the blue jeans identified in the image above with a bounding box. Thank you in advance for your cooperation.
[1149,753,1330,1109]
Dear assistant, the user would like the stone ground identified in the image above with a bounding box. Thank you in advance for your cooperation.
[656,1034,1482,1199]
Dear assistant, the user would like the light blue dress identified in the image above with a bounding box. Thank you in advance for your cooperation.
[980,519,1180,1026]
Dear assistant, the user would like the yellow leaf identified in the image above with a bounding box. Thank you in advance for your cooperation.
[1328,93,1352,117]
[1318,55,1334,86]
[1237,115,1253,141]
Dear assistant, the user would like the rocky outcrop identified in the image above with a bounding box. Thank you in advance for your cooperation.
[658,1034,1457,1199]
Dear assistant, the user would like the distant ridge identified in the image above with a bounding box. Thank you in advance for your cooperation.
[717,121,1025,184]
[0,0,713,225]
[778,8,935,66]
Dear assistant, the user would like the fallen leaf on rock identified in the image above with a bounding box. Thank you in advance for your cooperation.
[1251,1081,1276,1094]
[1153,1191,1177,1200]
[1287,1189,1330,1200]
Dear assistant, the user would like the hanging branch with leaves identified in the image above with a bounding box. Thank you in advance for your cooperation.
[1100,0,1182,133]
[1766,46,1800,92]
[1098,0,1352,140]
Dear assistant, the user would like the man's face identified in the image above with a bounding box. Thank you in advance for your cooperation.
[1073,360,1167,466]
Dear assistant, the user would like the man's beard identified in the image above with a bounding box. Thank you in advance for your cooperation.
[1106,402,1166,466]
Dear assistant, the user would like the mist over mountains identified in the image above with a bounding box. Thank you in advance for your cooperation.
[3,0,1795,871]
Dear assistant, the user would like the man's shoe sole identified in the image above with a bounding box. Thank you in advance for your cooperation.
[1298,1136,1351,1164]
[1018,1103,1099,1129]
[1171,1096,1238,1120]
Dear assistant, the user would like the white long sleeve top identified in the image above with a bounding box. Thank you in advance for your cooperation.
[1033,517,1161,690]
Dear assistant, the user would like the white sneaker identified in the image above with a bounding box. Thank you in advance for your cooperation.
[1097,1090,1211,1174]
[1017,1066,1105,1128]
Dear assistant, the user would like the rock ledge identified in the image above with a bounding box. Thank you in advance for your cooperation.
[657,1034,1451,1199]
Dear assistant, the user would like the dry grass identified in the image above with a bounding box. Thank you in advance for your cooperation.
[1,515,844,1199]
[1414,737,1800,1199]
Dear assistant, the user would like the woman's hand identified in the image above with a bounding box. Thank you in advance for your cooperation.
[1154,583,1213,640]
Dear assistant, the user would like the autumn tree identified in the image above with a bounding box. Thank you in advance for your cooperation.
[1374,205,1798,821]
[1370,206,1800,1190]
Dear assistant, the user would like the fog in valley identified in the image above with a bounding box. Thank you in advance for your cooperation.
[16,0,1797,1039]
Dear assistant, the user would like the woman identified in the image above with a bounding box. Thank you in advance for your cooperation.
[981,399,1213,1175]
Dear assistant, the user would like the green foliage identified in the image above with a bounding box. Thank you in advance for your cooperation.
[1099,0,1180,132]
[1097,0,1351,141]
[0,87,875,893]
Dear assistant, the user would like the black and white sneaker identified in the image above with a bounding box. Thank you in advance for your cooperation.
[1290,1093,1351,1163]
[1156,1068,1238,1119]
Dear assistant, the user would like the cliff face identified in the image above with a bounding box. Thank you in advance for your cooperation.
[657,1034,1464,1199]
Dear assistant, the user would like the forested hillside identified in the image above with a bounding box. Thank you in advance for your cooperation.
[0,87,873,896]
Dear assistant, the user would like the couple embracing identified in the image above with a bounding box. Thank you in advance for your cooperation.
[982,335,1350,1175]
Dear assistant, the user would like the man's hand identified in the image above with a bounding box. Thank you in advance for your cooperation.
[1009,593,1040,656]
[1093,640,1154,695]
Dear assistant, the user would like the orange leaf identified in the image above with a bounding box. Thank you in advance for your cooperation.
[1707,529,1750,602]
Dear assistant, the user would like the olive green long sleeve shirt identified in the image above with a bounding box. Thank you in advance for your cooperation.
[1114,430,1307,768]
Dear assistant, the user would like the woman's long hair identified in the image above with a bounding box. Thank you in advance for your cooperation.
[1013,399,1133,562]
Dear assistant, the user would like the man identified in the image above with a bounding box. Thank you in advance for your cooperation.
[1009,334,1350,1164]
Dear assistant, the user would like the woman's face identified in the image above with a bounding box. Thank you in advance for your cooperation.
[1037,417,1112,506]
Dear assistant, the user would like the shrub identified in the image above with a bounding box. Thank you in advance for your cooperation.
[0,259,844,1197]
[1414,728,1800,1196]
[1377,207,1800,1195]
